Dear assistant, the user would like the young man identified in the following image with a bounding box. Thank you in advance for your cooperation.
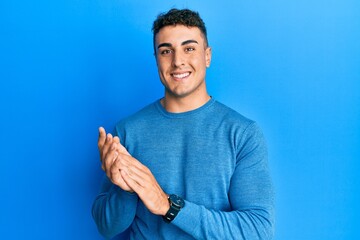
[92,8,275,239]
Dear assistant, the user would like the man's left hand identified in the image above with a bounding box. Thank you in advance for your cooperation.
[115,153,170,216]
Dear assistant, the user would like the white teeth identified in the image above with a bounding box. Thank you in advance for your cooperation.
[173,72,190,79]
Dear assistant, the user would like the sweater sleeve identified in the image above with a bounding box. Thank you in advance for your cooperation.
[92,176,139,239]
[171,123,275,239]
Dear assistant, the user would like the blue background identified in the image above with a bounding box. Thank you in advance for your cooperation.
[1,0,359,239]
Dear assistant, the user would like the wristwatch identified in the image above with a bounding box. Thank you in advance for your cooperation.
[162,194,185,223]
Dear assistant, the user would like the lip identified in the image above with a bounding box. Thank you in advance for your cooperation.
[171,71,191,81]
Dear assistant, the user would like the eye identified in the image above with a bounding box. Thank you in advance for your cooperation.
[160,49,173,55]
[185,47,195,52]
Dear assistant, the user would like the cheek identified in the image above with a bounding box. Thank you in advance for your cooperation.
[157,58,171,73]
[190,54,207,71]
[157,61,171,82]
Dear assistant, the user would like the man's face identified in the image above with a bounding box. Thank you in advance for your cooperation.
[155,25,212,99]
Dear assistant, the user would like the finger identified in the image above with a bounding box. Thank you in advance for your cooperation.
[104,151,118,177]
[119,154,148,173]
[121,170,142,193]
[103,148,118,174]
[98,127,106,150]
[101,133,114,161]
[107,157,134,192]
[118,155,151,188]
[113,136,120,143]
[112,137,130,156]
[109,152,125,170]
[105,133,113,146]
[115,153,154,189]
[113,173,132,191]
[110,162,129,186]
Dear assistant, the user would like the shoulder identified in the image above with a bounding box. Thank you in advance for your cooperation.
[212,100,255,127]
[212,100,265,142]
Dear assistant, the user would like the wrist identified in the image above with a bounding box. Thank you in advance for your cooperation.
[160,194,170,216]
[162,194,185,223]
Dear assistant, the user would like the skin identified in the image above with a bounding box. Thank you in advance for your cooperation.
[155,25,212,112]
[98,24,212,216]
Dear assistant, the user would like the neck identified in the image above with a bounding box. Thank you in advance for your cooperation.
[161,92,211,113]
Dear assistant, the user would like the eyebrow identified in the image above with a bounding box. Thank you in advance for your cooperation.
[157,39,199,49]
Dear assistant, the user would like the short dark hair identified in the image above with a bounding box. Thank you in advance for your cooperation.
[152,8,208,52]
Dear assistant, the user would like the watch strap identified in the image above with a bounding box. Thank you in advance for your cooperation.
[162,194,184,223]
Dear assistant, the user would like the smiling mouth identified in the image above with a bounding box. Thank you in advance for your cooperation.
[171,72,191,80]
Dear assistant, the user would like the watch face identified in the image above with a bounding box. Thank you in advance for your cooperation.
[169,194,185,208]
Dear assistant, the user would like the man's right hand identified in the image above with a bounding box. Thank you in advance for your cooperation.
[98,127,134,192]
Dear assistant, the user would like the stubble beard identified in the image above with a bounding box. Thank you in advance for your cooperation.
[163,78,207,100]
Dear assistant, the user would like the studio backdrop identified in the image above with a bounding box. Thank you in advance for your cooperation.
[0,0,359,239]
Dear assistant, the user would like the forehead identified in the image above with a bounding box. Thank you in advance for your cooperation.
[155,25,206,46]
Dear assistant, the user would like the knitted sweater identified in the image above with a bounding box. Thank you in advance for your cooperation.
[92,98,275,239]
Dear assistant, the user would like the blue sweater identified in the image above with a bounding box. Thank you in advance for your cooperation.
[92,98,275,239]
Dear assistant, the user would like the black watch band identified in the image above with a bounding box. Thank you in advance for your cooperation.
[162,194,185,223]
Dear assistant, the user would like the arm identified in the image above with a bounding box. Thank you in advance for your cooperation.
[92,127,139,239]
[92,176,138,239]
[172,123,275,239]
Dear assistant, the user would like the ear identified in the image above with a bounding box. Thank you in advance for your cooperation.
[205,47,212,68]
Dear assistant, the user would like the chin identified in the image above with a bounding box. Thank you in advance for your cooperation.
[168,90,194,99]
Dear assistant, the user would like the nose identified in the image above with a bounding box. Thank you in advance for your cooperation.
[172,51,185,67]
